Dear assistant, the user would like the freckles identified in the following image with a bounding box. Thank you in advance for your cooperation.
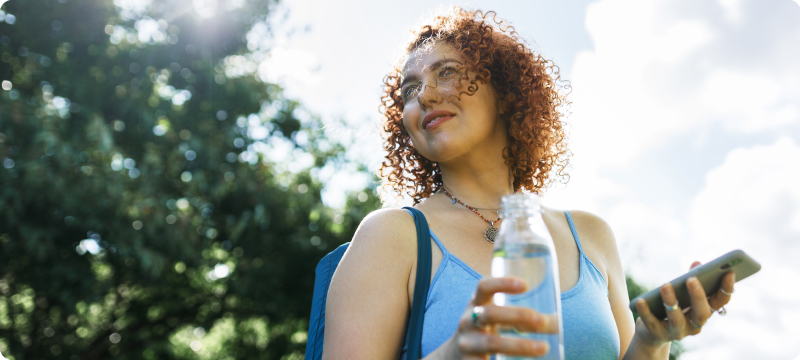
[441,87,458,103]
[438,78,462,102]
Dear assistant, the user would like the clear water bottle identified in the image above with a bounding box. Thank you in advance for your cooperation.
[491,193,564,360]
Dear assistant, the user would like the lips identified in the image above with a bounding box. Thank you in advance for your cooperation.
[422,110,456,131]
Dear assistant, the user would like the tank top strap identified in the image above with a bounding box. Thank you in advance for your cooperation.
[402,208,449,255]
[564,211,585,255]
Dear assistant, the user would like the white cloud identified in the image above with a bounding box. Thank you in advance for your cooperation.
[696,70,796,133]
[689,137,800,260]
[606,201,688,284]
[655,20,715,63]
[680,138,800,359]
[718,0,744,24]
[566,0,800,170]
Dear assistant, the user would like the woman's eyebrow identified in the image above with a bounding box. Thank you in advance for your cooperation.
[400,59,463,89]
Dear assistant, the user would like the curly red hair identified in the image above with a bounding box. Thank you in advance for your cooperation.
[379,7,571,204]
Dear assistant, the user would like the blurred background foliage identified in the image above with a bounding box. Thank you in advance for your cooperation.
[0,0,667,359]
[0,0,379,358]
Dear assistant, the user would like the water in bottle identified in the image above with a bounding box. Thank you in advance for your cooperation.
[492,193,564,360]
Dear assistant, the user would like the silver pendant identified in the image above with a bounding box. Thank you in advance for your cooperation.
[484,226,498,243]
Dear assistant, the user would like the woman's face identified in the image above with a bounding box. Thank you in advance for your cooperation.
[400,43,506,163]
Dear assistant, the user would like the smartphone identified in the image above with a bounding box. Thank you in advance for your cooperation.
[629,249,761,320]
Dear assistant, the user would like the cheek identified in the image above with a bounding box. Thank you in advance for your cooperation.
[401,108,429,152]
[402,106,420,133]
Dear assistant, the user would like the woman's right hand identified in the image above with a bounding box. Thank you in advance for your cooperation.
[446,277,558,359]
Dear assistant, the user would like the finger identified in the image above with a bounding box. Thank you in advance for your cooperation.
[458,332,549,357]
[689,261,702,270]
[462,356,488,360]
[635,298,665,339]
[709,272,735,311]
[636,299,666,338]
[660,283,686,338]
[459,307,492,333]
[685,277,711,332]
[473,277,527,305]
[478,306,559,334]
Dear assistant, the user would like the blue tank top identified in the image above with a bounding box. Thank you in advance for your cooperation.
[401,211,620,359]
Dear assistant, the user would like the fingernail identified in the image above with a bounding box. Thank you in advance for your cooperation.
[514,279,525,289]
[689,277,699,288]
[537,342,550,353]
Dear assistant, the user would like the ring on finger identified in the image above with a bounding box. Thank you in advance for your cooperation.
[688,318,702,328]
[663,301,680,312]
[716,306,727,316]
[472,306,486,328]
[720,288,733,296]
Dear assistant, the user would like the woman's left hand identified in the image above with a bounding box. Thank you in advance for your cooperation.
[633,261,736,347]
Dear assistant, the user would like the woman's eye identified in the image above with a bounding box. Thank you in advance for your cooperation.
[403,85,419,99]
[439,67,458,78]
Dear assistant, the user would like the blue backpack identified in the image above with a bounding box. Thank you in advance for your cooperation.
[305,207,432,360]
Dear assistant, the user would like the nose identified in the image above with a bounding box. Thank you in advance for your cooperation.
[417,82,443,110]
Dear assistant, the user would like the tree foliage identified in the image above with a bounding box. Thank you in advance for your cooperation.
[0,0,379,359]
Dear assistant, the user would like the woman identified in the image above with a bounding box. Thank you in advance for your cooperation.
[323,8,735,360]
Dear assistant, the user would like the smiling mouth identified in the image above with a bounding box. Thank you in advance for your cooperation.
[422,111,456,131]
[424,115,453,130]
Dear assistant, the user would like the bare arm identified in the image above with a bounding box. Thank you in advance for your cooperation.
[322,209,417,359]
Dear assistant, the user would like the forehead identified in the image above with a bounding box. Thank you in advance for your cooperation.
[401,43,463,76]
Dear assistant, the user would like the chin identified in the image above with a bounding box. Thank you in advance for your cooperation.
[416,142,466,164]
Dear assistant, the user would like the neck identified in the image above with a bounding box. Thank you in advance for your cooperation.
[438,157,514,209]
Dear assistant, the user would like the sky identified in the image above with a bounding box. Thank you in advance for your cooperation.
[257,0,800,358]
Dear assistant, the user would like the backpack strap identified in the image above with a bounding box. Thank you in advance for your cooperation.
[402,206,432,360]
[306,242,350,360]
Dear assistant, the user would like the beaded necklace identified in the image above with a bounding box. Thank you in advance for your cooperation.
[440,187,501,243]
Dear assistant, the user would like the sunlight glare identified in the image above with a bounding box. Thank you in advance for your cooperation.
[192,0,217,19]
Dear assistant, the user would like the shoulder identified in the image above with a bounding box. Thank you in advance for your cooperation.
[543,207,622,273]
[328,208,419,305]
[356,207,416,230]
[541,207,613,234]
[541,207,614,239]
[352,208,417,244]
[565,210,617,247]
[565,209,625,278]
[344,208,418,264]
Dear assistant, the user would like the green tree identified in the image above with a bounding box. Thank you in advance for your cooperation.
[0,0,379,359]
